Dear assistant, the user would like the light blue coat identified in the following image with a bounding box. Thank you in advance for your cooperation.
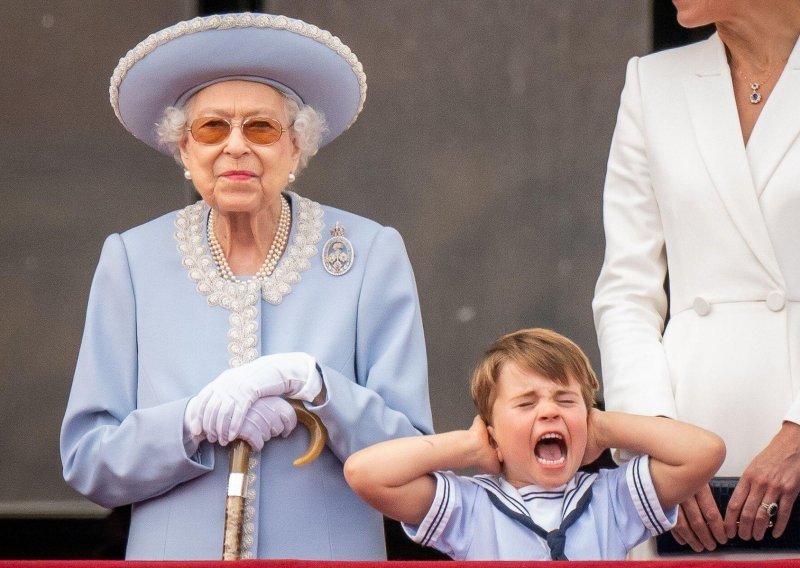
[61,192,433,560]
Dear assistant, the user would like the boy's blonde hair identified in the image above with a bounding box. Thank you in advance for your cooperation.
[470,328,600,423]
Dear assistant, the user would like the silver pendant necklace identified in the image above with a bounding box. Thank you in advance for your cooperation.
[735,65,773,105]
[746,80,766,104]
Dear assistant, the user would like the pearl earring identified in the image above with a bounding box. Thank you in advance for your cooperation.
[183,169,192,180]
[288,172,296,183]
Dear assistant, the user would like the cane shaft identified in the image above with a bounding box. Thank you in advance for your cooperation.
[222,440,250,561]
[222,495,246,560]
[221,403,327,559]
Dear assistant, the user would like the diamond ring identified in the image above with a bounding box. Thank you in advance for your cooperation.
[760,502,779,518]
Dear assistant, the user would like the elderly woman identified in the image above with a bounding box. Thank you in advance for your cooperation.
[593,0,800,558]
[60,13,432,560]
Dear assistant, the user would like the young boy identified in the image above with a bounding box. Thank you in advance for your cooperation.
[344,328,725,560]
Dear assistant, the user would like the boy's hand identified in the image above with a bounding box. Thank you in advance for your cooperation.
[468,416,502,475]
[581,408,607,466]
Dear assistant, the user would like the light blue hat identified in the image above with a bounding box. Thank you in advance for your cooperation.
[110,13,367,153]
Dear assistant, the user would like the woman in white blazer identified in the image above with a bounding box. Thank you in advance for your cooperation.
[593,0,800,555]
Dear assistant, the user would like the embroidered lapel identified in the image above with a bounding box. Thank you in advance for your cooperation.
[173,191,324,558]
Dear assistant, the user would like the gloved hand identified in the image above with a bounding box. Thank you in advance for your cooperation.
[188,352,321,445]
[183,395,298,449]
[183,395,206,455]
[236,396,298,450]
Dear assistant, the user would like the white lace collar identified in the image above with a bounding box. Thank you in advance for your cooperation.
[174,191,324,308]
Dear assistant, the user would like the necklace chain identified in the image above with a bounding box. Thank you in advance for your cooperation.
[207,195,291,282]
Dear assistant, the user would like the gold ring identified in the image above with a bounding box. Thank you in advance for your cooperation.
[760,502,779,518]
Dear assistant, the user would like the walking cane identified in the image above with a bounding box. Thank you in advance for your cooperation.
[222,400,327,560]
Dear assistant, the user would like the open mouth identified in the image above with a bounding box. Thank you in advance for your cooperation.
[534,432,567,466]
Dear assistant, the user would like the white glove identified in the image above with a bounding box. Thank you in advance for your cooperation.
[183,396,206,455]
[183,395,298,449]
[189,352,320,445]
[236,396,298,450]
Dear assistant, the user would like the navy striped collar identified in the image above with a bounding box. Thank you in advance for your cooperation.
[469,471,597,560]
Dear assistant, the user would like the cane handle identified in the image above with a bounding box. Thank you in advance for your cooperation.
[289,400,328,466]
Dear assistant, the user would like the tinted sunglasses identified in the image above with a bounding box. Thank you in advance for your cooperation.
[188,116,288,146]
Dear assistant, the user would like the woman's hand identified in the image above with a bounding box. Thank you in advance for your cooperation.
[468,416,502,475]
[236,396,298,450]
[724,422,800,541]
[189,352,320,445]
[185,395,298,449]
[670,484,727,551]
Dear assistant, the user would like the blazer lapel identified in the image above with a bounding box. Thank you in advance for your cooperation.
[683,33,784,285]
[745,36,800,196]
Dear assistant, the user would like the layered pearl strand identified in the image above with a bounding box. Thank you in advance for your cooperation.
[207,195,291,282]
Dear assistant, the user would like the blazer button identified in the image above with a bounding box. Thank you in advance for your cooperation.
[767,291,786,312]
[693,297,711,316]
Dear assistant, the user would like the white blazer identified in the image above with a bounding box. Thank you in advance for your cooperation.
[593,33,800,476]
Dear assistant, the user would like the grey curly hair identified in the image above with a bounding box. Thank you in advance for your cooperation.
[155,89,327,175]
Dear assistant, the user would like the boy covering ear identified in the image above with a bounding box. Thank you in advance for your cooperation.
[345,328,725,560]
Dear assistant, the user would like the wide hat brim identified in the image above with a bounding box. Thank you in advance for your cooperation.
[110,13,367,153]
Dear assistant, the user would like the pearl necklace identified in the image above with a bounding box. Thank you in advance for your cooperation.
[207,195,291,282]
